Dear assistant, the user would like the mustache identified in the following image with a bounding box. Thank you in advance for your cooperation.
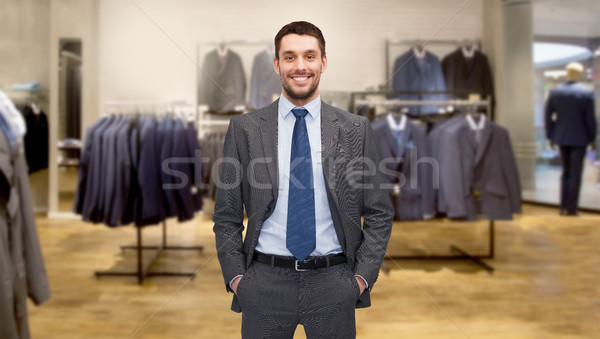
[289,73,314,76]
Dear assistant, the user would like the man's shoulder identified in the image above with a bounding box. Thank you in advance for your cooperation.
[322,101,368,126]
[231,101,278,125]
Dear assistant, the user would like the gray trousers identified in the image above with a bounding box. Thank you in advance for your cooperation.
[235,259,361,339]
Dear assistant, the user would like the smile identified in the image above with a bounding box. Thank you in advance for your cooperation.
[291,75,311,83]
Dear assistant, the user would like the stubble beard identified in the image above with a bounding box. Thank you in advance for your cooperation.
[280,72,320,103]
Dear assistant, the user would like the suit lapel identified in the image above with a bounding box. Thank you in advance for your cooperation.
[258,100,279,201]
[474,120,493,166]
[320,102,340,184]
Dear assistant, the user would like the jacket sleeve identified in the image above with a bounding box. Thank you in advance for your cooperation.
[212,118,246,293]
[353,119,394,290]
[545,93,555,141]
[585,92,597,145]
[16,155,50,304]
[499,129,522,214]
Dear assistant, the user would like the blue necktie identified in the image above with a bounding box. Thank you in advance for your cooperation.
[286,108,316,261]
[394,130,403,149]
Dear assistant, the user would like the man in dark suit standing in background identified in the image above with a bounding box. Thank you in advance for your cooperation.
[545,62,597,216]
[212,21,393,338]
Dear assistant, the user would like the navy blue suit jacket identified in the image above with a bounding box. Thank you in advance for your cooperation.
[392,50,448,114]
[371,115,435,220]
[545,82,596,147]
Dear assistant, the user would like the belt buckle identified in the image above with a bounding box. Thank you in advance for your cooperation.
[295,260,308,272]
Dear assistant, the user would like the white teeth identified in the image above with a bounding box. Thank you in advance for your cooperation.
[294,77,308,81]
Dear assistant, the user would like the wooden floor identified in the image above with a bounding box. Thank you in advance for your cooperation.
[27,204,600,338]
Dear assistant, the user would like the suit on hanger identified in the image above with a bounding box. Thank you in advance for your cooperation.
[74,117,108,216]
[441,48,494,102]
[21,105,49,174]
[158,117,178,218]
[82,116,116,222]
[198,48,247,113]
[171,118,196,222]
[392,49,448,114]
[186,121,203,212]
[438,117,521,220]
[249,49,280,110]
[136,117,164,226]
[108,119,134,226]
[101,117,127,225]
[371,115,435,220]
[213,99,393,313]
[545,81,597,212]
[427,114,464,215]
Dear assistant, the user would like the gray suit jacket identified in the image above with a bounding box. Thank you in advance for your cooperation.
[198,49,247,113]
[249,49,280,110]
[438,117,521,220]
[213,100,394,312]
[0,132,50,339]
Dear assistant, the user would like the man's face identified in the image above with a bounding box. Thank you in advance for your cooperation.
[274,34,327,105]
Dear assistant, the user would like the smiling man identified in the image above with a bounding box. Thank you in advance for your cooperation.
[213,21,393,339]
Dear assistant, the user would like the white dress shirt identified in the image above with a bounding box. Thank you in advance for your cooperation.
[255,94,342,256]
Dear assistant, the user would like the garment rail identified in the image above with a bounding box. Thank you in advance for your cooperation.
[357,96,495,274]
[94,101,203,284]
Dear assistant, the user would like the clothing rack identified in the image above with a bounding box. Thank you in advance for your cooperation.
[351,90,493,120]
[94,101,203,284]
[2,88,44,105]
[385,39,482,90]
[356,94,496,273]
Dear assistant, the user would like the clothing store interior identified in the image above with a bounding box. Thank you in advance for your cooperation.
[1,0,599,338]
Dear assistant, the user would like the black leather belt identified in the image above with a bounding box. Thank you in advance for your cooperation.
[253,251,347,271]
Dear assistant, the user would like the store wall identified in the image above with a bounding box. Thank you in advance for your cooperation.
[97,0,484,112]
[0,0,51,212]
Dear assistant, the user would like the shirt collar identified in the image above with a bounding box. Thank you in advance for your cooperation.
[278,94,321,121]
[387,113,407,131]
[466,113,486,130]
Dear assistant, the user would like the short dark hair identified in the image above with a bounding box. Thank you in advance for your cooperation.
[274,21,326,60]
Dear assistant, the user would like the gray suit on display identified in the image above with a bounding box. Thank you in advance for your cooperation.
[249,49,281,110]
[198,49,247,113]
[213,100,394,315]
[438,117,522,220]
[0,132,50,339]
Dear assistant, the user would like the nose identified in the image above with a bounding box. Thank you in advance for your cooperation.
[294,58,307,72]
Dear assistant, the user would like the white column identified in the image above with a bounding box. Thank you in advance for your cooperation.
[502,0,537,191]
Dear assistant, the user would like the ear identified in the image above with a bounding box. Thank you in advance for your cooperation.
[321,54,327,73]
[273,56,280,76]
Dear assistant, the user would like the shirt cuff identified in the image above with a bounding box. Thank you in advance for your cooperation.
[354,274,368,289]
[229,275,243,290]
